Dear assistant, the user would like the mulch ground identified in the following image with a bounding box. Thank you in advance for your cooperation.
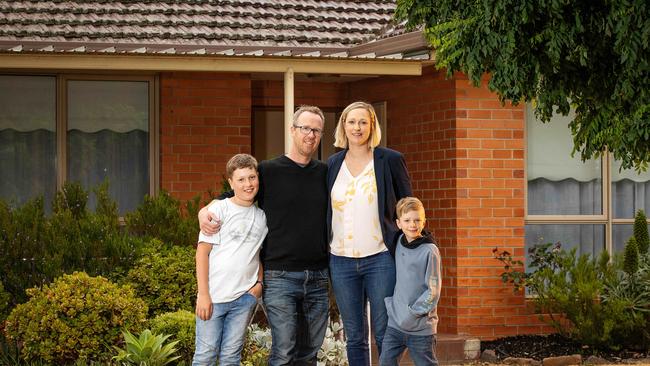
[481,334,650,362]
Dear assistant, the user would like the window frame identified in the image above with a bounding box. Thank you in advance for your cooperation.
[1,72,159,210]
[524,106,648,255]
[58,74,160,199]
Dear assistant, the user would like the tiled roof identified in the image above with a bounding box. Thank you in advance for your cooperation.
[0,0,429,59]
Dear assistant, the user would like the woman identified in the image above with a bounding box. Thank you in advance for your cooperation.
[327,101,412,366]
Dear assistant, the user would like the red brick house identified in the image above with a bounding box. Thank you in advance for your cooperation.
[1,0,648,347]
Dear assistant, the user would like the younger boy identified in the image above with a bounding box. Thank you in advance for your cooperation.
[380,197,442,366]
[192,154,268,366]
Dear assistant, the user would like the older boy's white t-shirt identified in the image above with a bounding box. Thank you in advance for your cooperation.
[198,198,268,303]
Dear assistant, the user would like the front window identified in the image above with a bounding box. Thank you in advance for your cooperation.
[0,75,156,215]
[526,109,602,215]
[67,80,150,213]
[525,103,649,258]
[0,75,57,211]
[611,161,650,251]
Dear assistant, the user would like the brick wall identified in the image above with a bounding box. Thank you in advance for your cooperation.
[453,74,551,337]
[348,67,459,334]
[252,79,348,109]
[160,72,252,201]
[349,67,550,338]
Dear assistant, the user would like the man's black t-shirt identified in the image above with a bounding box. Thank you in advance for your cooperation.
[257,155,328,271]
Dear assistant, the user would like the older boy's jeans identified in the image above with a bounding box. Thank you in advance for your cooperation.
[329,251,396,366]
[192,293,258,366]
[379,326,437,366]
[263,269,330,366]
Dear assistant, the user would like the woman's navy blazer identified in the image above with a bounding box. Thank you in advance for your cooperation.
[326,146,413,256]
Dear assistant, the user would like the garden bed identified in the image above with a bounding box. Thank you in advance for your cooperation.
[481,334,650,363]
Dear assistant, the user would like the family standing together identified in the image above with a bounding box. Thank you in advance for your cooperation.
[194,103,442,366]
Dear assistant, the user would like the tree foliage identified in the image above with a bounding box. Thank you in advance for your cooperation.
[396,0,650,171]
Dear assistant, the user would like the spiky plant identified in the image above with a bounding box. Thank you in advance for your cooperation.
[623,236,639,276]
[634,210,649,255]
[113,329,180,366]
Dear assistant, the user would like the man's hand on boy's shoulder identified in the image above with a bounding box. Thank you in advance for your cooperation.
[198,199,222,236]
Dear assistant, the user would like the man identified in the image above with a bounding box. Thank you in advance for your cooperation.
[199,105,329,365]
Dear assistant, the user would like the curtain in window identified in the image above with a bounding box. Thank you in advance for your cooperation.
[67,80,149,215]
[528,178,601,215]
[0,76,56,211]
[612,180,650,218]
[612,163,650,250]
[612,161,650,219]
[526,105,604,256]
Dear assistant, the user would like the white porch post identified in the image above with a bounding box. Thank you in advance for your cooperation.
[284,67,294,154]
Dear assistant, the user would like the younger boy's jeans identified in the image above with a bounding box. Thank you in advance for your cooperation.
[192,292,258,366]
[379,326,438,366]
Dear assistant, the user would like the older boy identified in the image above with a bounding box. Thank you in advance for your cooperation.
[380,197,441,366]
[193,154,268,366]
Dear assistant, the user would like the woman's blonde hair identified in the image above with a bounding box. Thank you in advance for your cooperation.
[333,101,382,149]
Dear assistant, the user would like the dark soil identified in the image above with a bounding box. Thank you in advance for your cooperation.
[481,334,650,362]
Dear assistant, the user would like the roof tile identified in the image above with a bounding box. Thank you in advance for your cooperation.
[0,0,430,60]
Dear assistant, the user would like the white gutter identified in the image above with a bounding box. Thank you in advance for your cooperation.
[0,53,422,76]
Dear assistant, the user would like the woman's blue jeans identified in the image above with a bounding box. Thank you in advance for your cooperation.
[330,251,396,366]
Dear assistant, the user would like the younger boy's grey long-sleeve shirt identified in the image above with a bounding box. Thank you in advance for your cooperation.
[385,232,442,335]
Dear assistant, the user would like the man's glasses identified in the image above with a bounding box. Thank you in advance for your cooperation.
[293,125,323,137]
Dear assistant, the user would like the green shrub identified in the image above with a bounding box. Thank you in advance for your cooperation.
[0,197,49,306]
[496,243,619,347]
[45,201,144,282]
[149,310,195,363]
[53,181,88,220]
[497,241,650,350]
[113,329,180,366]
[126,241,196,316]
[5,272,147,364]
[601,268,650,349]
[0,280,9,322]
[634,209,650,255]
[0,182,144,307]
[0,333,24,366]
[125,190,201,247]
[242,347,269,366]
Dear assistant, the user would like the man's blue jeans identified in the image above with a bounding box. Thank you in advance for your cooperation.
[329,251,396,366]
[379,326,437,366]
[192,292,258,366]
[263,269,330,366]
